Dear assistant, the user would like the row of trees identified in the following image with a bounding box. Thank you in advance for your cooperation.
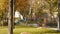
[0,0,58,26]
[15,0,57,16]
[14,0,58,27]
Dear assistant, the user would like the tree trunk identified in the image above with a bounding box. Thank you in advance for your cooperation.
[8,0,14,34]
[58,0,60,30]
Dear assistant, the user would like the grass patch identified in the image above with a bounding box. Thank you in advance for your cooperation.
[0,26,60,34]
[15,25,36,28]
[13,28,60,34]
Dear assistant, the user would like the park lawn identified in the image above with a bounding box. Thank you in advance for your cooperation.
[0,26,60,34]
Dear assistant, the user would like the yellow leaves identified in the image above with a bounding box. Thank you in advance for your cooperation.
[15,0,29,11]
[0,0,8,10]
[0,0,5,3]
[51,0,57,3]
[0,3,4,9]
[0,0,8,14]
[0,0,5,10]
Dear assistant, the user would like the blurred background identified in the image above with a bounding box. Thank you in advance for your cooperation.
[0,0,58,28]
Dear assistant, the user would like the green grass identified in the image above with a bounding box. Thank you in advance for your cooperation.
[0,26,60,34]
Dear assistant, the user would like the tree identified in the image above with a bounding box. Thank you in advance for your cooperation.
[0,0,8,28]
[8,0,14,34]
[58,0,60,30]
[15,0,29,15]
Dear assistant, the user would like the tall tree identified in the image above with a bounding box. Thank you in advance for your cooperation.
[8,0,14,34]
[58,0,60,30]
